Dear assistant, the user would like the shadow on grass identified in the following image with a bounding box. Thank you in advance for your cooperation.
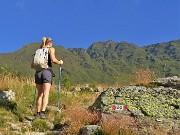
[0,99,23,122]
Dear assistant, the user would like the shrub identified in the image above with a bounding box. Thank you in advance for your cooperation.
[53,114,63,130]
[62,77,72,89]
[0,100,17,112]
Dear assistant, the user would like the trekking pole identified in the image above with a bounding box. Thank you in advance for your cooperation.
[57,65,62,112]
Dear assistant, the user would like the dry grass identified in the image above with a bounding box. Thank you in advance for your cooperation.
[98,83,111,91]
[100,114,136,135]
[133,68,155,85]
[49,86,101,134]
[0,74,10,91]
[0,73,34,91]
[62,106,98,134]
[59,90,99,108]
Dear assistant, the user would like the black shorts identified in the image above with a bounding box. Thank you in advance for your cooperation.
[35,69,52,84]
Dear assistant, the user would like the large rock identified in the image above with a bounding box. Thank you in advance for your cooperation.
[90,77,180,120]
[153,76,180,89]
[0,90,15,101]
[119,86,180,119]
[90,87,130,114]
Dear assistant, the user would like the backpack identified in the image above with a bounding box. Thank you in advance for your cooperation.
[32,48,49,71]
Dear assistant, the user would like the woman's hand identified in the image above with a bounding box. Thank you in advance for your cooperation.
[59,60,63,65]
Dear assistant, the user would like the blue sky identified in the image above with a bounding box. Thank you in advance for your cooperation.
[0,0,179,53]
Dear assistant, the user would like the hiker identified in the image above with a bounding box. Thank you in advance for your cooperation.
[31,37,63,118]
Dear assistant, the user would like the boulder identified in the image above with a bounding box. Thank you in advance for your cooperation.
[79,125,101,135]
[0,89,15,101]
[90,77,180,120]
[153,76,180,89]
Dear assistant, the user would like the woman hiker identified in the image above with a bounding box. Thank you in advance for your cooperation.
[31,37,63,118]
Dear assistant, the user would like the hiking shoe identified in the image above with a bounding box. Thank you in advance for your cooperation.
[40,112,47,119]
[34,113,41,119]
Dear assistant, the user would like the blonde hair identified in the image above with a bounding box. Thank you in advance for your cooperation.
[40,37,52,48]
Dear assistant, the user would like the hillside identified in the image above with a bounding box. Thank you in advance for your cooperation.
[0,39,179,85]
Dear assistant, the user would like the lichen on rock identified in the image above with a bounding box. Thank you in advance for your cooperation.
[90,77,180,120]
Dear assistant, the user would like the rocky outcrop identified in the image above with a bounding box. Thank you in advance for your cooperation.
[89,77,180,134]
[90,77,180,120]
[153,76,180,89]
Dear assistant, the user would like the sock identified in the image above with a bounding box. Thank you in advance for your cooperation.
[41,111,45,114]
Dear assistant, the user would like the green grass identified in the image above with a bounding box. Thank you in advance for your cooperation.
[31,119,51,132]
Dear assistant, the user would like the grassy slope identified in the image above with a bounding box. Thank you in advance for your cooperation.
[0,72,100,134]
[0,39,179,85]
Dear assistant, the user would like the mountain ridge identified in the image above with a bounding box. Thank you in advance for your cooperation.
[0,39,179,85]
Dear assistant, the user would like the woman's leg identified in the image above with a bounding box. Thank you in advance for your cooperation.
[41,82,51,111]
[36,84,43,113]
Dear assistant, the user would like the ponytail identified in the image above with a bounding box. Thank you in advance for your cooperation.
[40,37,47,48]
[40,37,52,48]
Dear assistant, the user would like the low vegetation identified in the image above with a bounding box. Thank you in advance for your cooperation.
[0,65,179,135]
[0,70,139,135]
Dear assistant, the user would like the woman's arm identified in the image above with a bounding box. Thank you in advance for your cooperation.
[49,47,63,65]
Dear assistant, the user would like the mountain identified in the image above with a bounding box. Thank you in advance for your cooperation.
[0,39,179,85]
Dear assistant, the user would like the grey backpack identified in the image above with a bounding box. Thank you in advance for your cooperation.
[32,48,49,71]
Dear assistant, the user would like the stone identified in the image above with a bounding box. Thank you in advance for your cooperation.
[10,123,21,131]
[79,125,101,135]
[0,89,16,101]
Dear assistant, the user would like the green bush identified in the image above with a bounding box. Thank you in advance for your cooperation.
[62,77,72,89]
[0,99,17,112]
[53,115,62,130]
[95,128,104,135]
